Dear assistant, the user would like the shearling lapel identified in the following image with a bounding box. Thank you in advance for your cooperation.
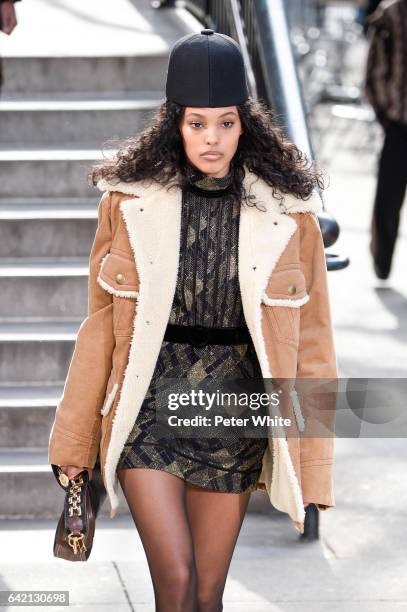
[237,172,301,379]
[96,177,183,517]
[237,173,319,524]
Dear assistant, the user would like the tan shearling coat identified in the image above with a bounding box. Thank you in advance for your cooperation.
[48,165,338,532]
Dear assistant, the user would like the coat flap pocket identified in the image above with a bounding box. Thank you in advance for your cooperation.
[97,252,139,298]
[262,267,308,307]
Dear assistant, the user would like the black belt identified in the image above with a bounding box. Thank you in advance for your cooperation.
[164,323,252,348]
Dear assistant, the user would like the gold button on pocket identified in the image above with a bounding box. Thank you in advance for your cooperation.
[264,267,307,302]
[262,267,309,347]
[97,252,139,297]
[115,273,126,285]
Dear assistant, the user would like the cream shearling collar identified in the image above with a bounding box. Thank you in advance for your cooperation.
[96,164,323,216]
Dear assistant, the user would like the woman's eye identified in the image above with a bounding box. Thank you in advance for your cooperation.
[189,121,235,129]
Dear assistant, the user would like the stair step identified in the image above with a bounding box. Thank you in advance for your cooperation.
[0,383,63,407]
[0,258,90,314]
[0,150,111,197]
[0,448,52,468]
[0,147,107,161]
[0,319,80,341]
[0,384,62,447]
[0,258,95,320]
[2,56,170,95]
[0,272,88,318]
[0,197,97,219]
[0,93,160,145]
[0,319,81,383]
[0,257,89,276]
[0,92,162,110]
[0,199,98,258]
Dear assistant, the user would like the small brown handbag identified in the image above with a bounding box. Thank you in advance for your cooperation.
[51,456,107,561]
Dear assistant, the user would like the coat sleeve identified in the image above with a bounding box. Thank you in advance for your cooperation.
[48,191,115,469]
[296,212,339,510]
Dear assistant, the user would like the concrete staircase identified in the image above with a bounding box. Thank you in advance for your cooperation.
[0,0,199,518]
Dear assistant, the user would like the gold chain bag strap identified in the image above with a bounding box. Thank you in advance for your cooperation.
[51,457,107,561]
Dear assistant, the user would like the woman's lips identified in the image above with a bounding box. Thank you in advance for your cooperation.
[202,153,222,159]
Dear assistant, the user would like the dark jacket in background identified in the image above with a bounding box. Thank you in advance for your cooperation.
[367,0,383,18]
[364,0,407,127]
[362,0,383,32]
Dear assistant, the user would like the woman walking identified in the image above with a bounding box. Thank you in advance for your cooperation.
[49,30,338,612]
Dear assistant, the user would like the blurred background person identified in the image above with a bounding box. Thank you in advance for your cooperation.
[0,0,21,92]
[364,0,407,279]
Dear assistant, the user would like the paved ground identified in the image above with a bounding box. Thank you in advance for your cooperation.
[1,2,407,611]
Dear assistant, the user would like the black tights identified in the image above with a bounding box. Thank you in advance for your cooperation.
[117,467,251,612]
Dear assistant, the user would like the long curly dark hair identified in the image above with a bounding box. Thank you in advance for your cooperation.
[88,97,326,211]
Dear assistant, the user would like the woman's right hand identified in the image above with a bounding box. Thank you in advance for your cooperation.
[60,465,93,481]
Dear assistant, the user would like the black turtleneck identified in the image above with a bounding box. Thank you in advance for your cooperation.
[183,160,234,198]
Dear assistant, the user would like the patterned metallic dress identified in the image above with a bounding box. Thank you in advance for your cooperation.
[116,161,268,492]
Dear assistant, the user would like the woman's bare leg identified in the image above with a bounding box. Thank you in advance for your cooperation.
[185,483,251,612]
[117,468,198,612]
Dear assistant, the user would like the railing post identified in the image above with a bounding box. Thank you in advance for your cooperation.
[252,0,315,161]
